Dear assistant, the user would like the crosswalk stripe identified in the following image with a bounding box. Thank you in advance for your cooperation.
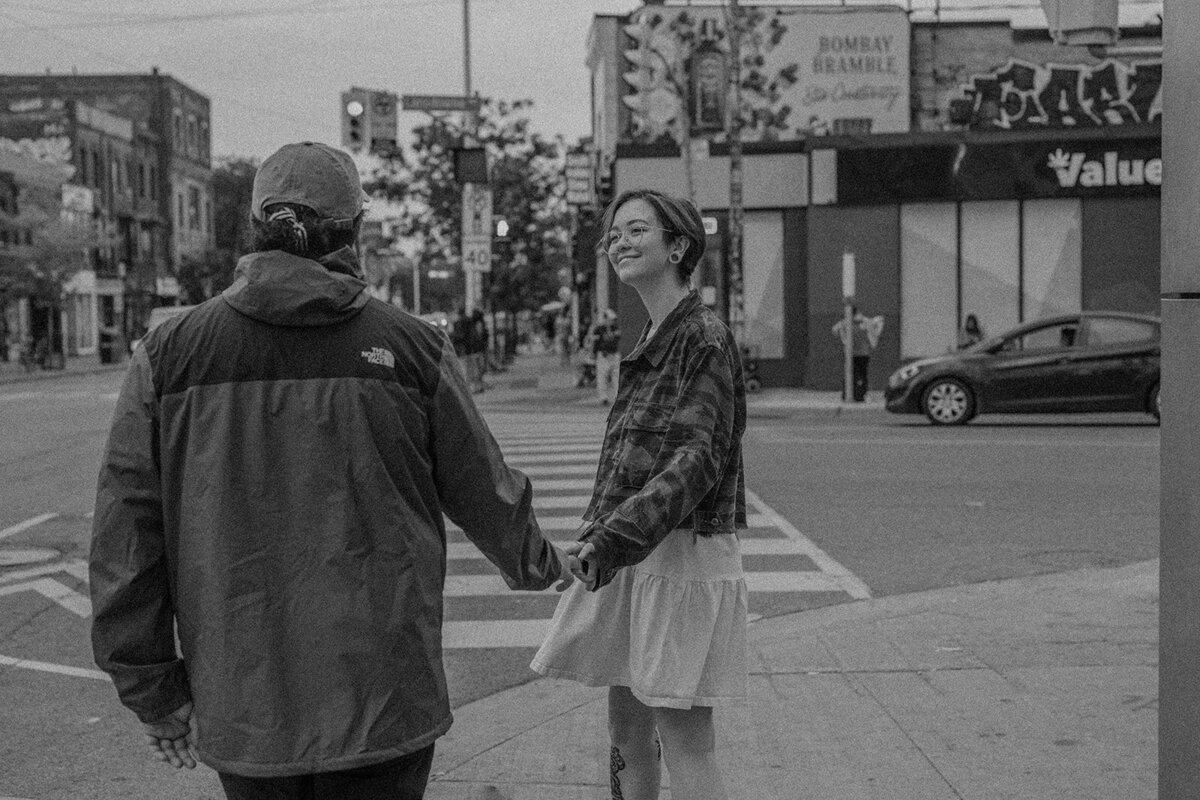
[446,513,774,533]
[507,452,600,465]
[500,444,600,456]
[443,619,549,649]
[518,464,597,477]
[520,478,595,491]
[445,538,814,560]
[443,571,842,597]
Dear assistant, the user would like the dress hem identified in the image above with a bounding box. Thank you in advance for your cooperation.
[530,659,745,709]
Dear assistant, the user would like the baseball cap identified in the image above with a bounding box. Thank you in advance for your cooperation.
[251,141,368,222]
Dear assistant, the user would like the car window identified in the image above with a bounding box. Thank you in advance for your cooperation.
[1085,317,1157,346]
[1010,322,1080,351]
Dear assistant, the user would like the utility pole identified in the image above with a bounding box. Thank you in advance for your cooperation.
[726,0,745,344]
[462,0,480,315]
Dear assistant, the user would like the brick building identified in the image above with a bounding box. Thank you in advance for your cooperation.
[0,69,214,353]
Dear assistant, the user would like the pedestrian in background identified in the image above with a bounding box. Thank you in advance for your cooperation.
[533,188,748,800]
[555,311,572,366]
[591,308,621,405]
[832,306,884,402]
[466,307,488,393]
[89,141,572,800]
[957,313,985,349]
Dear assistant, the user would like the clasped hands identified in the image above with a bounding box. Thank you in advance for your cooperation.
[554,541,598,591]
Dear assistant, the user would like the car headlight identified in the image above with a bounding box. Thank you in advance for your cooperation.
[889,363,922,387]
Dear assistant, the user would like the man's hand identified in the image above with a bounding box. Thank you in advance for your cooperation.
[564,541,598,591]
[553,544,576,592]
[143,701,198,769]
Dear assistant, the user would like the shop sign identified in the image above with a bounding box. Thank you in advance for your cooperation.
[953,58,1162,130]
[621,5,909,146]
[834,136,1161,205]
[1046,147,1161,189]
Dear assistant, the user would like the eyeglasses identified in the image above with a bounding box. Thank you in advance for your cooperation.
[604,224,670,252]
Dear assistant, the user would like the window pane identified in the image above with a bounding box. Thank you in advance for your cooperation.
[900,203,956,357]
[742,211,784,359]
[962,200,1020,338]
[1022,323,1079,350]
[1022,198,1081,321]
[1086,317,1156,346]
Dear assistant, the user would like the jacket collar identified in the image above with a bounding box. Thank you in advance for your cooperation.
[627,290,702,368]
[222,248,369,327]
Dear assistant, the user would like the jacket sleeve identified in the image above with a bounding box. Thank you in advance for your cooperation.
[580,342,736,590]
[89,346,191,723]
[429,336,562,590]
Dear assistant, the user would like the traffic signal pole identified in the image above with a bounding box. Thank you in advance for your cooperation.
[462,0,481,316]
[1160,2,1200,795]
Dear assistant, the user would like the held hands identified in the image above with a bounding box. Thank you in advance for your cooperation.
[143,701,198,769]
[559,541,598,591]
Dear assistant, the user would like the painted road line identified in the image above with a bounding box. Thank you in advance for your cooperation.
[0,559,88,585]
[517,464,598,478]
[0,653,107,681]
[500,444,601,456]
[443,570,843,597]
[507,452,601,465]
[756,434,1157,449]
[523,478,595,492]
[443,619,550,649]
[0,577,92,617]
[443,537,808,561]
[446,513,773,533]
[746,489,871,600]
[0,513,59,541]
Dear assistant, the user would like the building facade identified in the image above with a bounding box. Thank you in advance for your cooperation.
[586,3,1161,389]
[0,69,214,354]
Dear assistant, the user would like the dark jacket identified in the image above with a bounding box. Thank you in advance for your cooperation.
[89,247,561,777]
[580,290,746,590]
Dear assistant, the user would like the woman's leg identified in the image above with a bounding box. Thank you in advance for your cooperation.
[653,705,727,800]
[608,686,662,799]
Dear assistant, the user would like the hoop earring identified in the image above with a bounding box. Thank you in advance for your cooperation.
[669,253,683,264]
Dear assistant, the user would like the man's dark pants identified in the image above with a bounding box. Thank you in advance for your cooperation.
[217,744,435,800]
[852,355,870,402]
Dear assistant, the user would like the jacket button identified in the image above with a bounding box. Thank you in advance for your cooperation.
[710,516,720,526]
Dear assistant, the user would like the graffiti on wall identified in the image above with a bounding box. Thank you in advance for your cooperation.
[621,6,910,145]
[954,58,1162,130]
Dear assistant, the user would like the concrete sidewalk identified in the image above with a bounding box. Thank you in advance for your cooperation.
[474,349,887,413]
[426,560,1157,800]
[0,351,127,384]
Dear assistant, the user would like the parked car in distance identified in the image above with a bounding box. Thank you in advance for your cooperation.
[129,304,197,352]
[885,311,1160,425]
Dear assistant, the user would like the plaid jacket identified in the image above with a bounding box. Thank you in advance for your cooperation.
[580,290,747,590]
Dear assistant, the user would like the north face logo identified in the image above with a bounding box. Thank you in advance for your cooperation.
[361,347,395,368]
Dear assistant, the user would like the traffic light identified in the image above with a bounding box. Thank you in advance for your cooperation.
[341,88,371,153]
[369,91,398,156]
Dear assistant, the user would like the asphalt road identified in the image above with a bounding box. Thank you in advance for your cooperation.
[0,369,1159,799]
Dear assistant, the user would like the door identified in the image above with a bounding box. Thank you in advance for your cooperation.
[1073,316,1160,410]
[984,318,1088,411]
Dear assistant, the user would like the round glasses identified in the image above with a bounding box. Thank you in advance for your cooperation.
[605,224,670,252]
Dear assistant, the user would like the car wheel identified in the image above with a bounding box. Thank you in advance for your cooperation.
[922,378,975,425]
[1149,382,1160,422]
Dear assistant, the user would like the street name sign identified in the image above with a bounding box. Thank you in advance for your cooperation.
[402,94,484,113]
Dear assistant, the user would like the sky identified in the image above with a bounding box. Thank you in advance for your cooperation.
[0,0,1163,163]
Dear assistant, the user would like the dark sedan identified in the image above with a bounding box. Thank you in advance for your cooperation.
[885,312,1160,425]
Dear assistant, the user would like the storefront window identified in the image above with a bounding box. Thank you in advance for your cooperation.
[900,203,957,357]
[742,211,784,359]
[1022,198,1082,321]
[961,200,1020,339]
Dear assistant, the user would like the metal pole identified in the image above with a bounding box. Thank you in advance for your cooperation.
[412,259,421,315]
[842,302,853,403]
[726,0,744,344]
[462,0,478,315]
[1160,1,1200,795]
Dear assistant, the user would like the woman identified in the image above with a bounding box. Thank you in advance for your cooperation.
[532,189,748,800]
[957,313,985,349]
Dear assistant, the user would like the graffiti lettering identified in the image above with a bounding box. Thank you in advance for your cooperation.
[957,58,1161,130]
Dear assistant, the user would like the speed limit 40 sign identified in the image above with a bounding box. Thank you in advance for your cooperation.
[462,239,492,272]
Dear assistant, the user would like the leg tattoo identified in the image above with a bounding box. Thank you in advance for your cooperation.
[610,746,627,800]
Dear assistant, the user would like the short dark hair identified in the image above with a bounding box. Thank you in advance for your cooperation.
[251,202,362,259]
[599,189,706,284]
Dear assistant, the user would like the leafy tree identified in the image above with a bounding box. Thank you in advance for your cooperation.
[364,99,570,317]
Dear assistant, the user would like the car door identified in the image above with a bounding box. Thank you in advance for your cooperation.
[983,318,1088,411]
[1071,316,1160,410]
